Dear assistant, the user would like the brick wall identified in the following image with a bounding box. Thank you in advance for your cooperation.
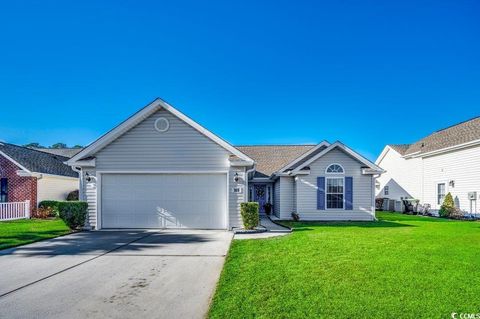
[0,155,37,210]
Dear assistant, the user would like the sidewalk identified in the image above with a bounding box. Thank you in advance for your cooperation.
[234,215,291,240]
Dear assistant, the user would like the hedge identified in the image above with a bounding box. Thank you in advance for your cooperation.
[240,202,259,230]
[58,201,88,229]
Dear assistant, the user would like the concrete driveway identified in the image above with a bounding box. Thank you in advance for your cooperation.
[0,230,232,319]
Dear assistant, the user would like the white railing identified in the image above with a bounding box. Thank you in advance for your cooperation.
[0,200,30,221]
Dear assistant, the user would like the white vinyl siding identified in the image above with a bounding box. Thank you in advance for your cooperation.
[273,180,280,218]
[94,109,231,171]
[422,145,480,212]
[37,176,79,204]
[377,144,480,214]
[375,147,422,200]
[278,177,294,219]
[296,148,374,221]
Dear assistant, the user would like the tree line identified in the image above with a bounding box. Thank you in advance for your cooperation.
[23,142,83,149]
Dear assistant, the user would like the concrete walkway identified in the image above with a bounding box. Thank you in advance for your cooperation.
[0,230,232,319]
[234,216,291,240]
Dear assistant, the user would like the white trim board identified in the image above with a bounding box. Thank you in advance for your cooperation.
[293,141,384,173]
[68,98,254,166]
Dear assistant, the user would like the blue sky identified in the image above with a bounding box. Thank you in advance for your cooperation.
[1,0,479,160]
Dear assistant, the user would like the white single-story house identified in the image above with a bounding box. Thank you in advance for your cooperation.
[375,116,480,214]
[67,98,383,230]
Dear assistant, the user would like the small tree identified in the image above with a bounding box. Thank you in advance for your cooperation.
[439,192,455,218]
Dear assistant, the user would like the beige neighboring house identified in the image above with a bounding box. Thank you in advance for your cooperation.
[376,117,480,214]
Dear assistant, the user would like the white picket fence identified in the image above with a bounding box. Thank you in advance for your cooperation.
[0,200,31,221]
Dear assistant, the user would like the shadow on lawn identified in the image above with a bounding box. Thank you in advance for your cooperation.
[283,220,415,230]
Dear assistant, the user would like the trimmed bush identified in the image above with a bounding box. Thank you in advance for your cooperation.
[439,192,455,218]
[240,202,259,230]
[58,201,88,229]
[66,190,79,201]
[38,200,61,217]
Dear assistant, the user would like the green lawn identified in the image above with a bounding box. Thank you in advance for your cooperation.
[0,218,71,250]
[209,212,480,318]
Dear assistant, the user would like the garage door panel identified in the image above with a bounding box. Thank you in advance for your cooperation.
[101,174,226,229]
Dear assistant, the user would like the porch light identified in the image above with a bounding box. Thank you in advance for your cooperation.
[234,173,239,183]
[449,180,455,188]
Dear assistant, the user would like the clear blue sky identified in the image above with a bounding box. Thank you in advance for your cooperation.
[1,1,479,160]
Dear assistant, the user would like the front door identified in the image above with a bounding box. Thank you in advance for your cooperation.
[254,184,267,213]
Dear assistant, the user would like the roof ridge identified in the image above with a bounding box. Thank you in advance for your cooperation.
[2,142,70,160]
[433,116,480,134]
[236,144,316,147]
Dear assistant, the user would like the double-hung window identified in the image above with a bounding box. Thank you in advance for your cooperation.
[437,183,446,205]
[326,177,344,209]
[0,178,7,203]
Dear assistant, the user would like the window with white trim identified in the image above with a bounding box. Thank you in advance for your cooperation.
[384,186,389,196]
[437,183,446,205]
[326,177,344,209]
[326,164,344,174]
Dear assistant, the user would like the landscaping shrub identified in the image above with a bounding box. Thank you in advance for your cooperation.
[58,201,88,229]
[375,198,385,211]
[66,190,79,201]
[32,206,54,219]
[439,193,455,218]
[291,212,300,221]
[38,200,61,217]
[240,202,259,230]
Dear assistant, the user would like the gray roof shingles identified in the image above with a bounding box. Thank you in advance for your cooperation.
[388,144,411,155]
[399,116,480,156]
[32,148,82,158]
[236,145,316,177]
[0,143,78,178]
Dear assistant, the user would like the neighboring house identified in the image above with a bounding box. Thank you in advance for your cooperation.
[376,117,480,214]
[67,98,383,230]
[0,143,79,209]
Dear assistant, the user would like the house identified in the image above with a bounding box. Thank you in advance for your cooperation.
[375,117,480,214]
[0,143,79,209]
[67,98,383,230]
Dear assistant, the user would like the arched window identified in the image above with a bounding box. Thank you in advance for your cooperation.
[326,164,344,174]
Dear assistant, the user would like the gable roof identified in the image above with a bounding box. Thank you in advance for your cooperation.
[32,148,82,158]
[403,116,480,156]
[0,143,78,178]
[292,141,384,173]
[388,144,411,155]
[236,145,316,177]
[68,98,254,165]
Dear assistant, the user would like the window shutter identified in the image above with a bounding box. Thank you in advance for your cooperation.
[345,177,353,210]
[317,177,325,210]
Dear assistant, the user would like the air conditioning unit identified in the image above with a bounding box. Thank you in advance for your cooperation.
[468,192,477,200]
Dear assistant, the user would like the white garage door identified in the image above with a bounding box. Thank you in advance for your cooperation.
[101,173,227,229]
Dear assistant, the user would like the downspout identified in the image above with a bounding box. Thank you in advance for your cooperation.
[71,166,84,201]
[245,163,256,202]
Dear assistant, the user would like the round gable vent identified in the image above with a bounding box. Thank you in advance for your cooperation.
[154,117,170,132]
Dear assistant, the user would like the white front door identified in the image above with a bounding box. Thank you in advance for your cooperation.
[101,173,227,229]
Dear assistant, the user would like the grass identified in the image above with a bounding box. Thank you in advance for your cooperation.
[0,218,71,250]
[209,212,480,318]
